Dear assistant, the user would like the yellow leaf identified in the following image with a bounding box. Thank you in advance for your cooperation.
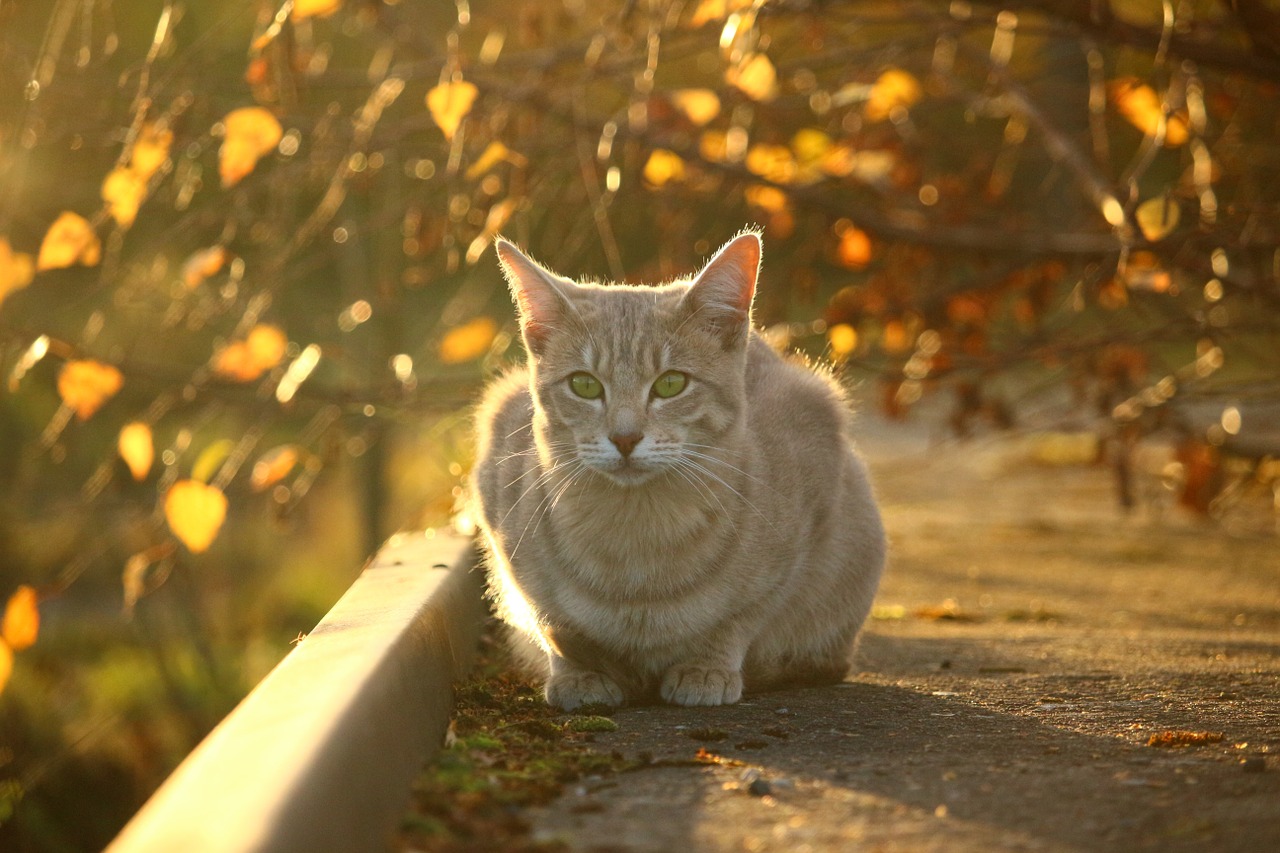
[251,445,299,492]
[865,68,923,122]
[164,480,228,553]
[130,124,173,181]
[744,184,789,213]
[643,149,687,187]
[118,422,154,481]
[0,238,35,306]
[690,0,752,26]
[828,323,858,358]
[699,130,728,163]
[1135,196,1181,242]
[791,129,833,166]
[1108,78,1188,147]
[836,225,873,270]
[727,53,777,102]
[292,0,343,20]
[37,212,101,271]
[219,107,283,187]
[181,246,228,290]
[0,640,11,695]
[102,167,147,227]
[58,359,123,420]
[440,317,498,364]
[427,79,479,141]
[2,586,39,651]
[745,144,796,184]
[465,141,511,180]
[671,89,721,126]
[214,324,287,381]
[192,439,235,485]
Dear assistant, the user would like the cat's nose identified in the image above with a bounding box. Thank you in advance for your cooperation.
[609,432,643,458]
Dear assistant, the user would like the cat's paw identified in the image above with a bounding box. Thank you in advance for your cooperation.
[660,664,743,707]
[545,670,624,711]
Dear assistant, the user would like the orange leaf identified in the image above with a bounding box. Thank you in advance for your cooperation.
[0,640,11,695]
[726,53,777,102]
[58,359,124,420]
[643,150,686,187]
[181,246,229,290]
[251,445,299,491]
[164,480,228,553]
[836,225,873,270]
[881,320,910,353]
[427,79,479,141]
[670,89,721,126]
[102,167,148,227]
[130,124,173,181]
[214,324,287,381]
[865,68,922,122]
[292,0,343,20]
[440,317,497,364]
[745,144,796,184]
[744,184,789,213]
[219,107,283,187]
[1108,78,1188,146]
[2,586,39,651]
[37,212,101,271]
[0,237,35,306]
[118,422,154,481]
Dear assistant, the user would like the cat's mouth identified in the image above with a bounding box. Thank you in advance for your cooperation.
[593,458,661,486]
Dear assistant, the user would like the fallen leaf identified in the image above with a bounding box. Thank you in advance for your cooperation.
[1108,78,1188,146]
[1147,730,1224,748]
[292,0,342,20]
[865,68,922,122]
[37,212,101,271]
[671,89,721,126]
[219,107,284,187]
[427,79,479,141]
[2,586,39,651]
[913,598,980,622]
[118,422,154,481]
[58,359,124,420]
[727,52,777,102]
[251,445,299,491]
[1135,196,1181,242]
[102,167,148,227]
[0,238,35,305]
[643,149,686,187]
[440,317,498,364]
[164,480,228,553]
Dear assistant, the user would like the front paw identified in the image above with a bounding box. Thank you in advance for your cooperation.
[660,664,743,707]
[545,670,624,711]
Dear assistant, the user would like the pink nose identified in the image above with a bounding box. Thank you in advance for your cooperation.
[609,432,643,458]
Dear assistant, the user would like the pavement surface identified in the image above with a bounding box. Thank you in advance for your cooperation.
[520,418,1280,852]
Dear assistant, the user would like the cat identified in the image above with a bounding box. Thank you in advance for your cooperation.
[470,231,886,710]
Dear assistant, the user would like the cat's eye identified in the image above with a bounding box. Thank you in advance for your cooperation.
[651,370,688,399]
[569,372,603,399]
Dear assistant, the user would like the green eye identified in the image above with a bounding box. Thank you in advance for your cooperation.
[652,370,687,399]
[569,372,603,399]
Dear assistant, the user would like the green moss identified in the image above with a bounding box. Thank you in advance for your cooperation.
[567,715,618,733]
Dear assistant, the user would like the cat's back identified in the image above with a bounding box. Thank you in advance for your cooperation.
[743,334,855,468]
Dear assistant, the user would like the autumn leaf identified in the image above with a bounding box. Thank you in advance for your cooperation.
[744,185,789,213]
[427,79,479,141]
[130,124,173,181]
[213,324,287,381]
[1123,250,1173,293]
[0,238,35,306]
[102,167,148,227]
[745,144,796,184]
[699,130,729,163]
[690,0,752,26]
[671,89,721,126]
[292,0,342,20]
[1108,78,1188,146]
[118,422,154,481]
[2,586,39,651]
[828,323,858,359]
[835,224,873,269]
[58,359,124,420]
[192,439,235,485]
[791,129,833,167]
[181,246,229,289]
[0,641,11,695]
[1135,196,1181,242]
[466,199,519,264]
[165,480,228,553]
[440,317,498,364]
[727,53,777,102]
[865,68,923,122]
[881,320,911,353]
[251,445,300,491]
[465,141,512,180]
[643,149,686,187]
[219,107,284,187]
[37,212,101,271]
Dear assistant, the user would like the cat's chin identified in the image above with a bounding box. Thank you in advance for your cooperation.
[591,463,661,487]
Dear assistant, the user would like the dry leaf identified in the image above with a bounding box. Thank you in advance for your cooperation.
[130,124,173,181]
[836,225,873,269]
[440,317,498,364]
[181,246,229,289]
[427,79,479,141]
[2,586,39,651]
[219,107,284,187]
[865,69,923,122]
[214,324,287,381]
[727,53,777,102]
[643,149,686,187]
[251,445,299,491]
[165,480,228,553]
[0,238,35,306]
[1108,79,1188,146]
[1147,730,1224,748]
[465,141,512,180]
[671,89,721,126]
[292,0,342,20]
[1135,196,1181,242]
[828,323,858,358]
[58,359,124,420]
[118,422,154,481]
[37,212,102,271]
[102,167,148,227]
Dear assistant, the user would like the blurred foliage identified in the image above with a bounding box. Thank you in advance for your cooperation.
[1,0,1279,848]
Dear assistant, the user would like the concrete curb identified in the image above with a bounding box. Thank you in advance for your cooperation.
[106,531,485,853]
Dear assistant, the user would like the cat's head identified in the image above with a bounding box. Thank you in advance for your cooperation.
[496,232,760,486]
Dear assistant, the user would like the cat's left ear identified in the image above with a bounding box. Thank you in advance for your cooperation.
[495,239,578,358]
[682,231,760,348]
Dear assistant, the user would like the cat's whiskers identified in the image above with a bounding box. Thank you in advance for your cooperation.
[499,449,577,526]
[677,452,780,535]
[511,459,586,557]
[668,457,732,522]
[678,446,780,496]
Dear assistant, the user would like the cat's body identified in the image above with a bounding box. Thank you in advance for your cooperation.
[471,233,885,709]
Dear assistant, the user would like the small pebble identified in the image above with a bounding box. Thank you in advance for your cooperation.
[1241,757,1266,773]
[747,778,773,797]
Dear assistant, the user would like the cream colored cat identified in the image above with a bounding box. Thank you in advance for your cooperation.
[471,231,885,710]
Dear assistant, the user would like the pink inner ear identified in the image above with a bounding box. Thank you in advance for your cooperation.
[693,232,761,313]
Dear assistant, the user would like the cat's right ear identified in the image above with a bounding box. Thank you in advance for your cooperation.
[495,239,576,358]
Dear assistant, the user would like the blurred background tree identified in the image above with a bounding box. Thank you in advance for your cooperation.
[1,0,1277,848]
